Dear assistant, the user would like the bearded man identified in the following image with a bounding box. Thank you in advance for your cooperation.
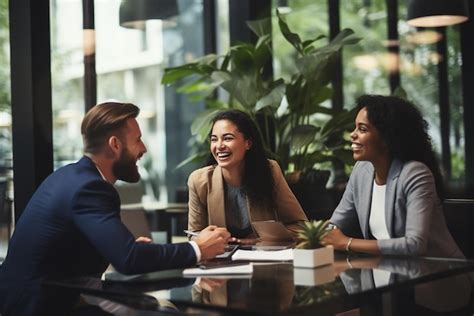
[0,102,230,314]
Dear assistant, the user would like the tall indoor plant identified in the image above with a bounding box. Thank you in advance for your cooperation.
[162,10,360,183]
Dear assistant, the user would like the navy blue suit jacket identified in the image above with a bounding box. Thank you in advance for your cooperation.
[0,156,196,282]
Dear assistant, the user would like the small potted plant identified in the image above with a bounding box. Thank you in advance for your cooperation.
[293,220,334,268]
[293,220,335,286]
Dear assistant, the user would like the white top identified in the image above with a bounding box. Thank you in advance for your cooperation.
[373,269,391,288]
[369,180,390,240]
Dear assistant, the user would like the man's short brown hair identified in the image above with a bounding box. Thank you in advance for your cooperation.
[81,102,140,154]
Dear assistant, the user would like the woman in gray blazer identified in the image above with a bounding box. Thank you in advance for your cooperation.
[323,95,463,258]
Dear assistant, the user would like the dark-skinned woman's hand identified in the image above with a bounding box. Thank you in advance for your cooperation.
[321,228,350,251]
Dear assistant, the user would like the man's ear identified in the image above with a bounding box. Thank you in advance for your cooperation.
[108,135,122,157]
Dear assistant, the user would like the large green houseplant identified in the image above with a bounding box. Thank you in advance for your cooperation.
[162,10,360,185]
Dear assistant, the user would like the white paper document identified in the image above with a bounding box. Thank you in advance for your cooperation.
[182,264,253,276]
[231,249,294,261]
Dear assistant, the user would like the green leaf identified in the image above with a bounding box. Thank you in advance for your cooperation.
[256,34,271,50]
[187,92,211,102]
[246,18,271,38]
[194,54,219,65]
[161,64,202,84]
[296,51,333,86]
[222,75,259,109]
[253,40,272,69]
[277,9,303,54]
[393,86,408,99]
[319,108,356,139]
[327,28,362,51]
[175,152,208,170]
[301,34,326,50]
[331,148,354,165]
[312,86,333,105]
[230,46,256,75]
[210,71,232,85]
[220,53,231,71]
[176,78,214,94]
[206,99,228,109]
[295,220,330,249]
[255,83,285,111]
[291,125,318,150]
[190,109,220,140]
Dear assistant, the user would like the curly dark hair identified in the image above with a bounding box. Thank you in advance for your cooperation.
[356,95,444,199]
[207,110,275,210]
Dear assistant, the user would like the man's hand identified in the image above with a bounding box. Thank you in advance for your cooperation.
[195,225,231,260]
[135,236,152,243]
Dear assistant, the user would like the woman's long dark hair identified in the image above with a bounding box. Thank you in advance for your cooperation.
[356,95,444,199]
[207,110,275,209]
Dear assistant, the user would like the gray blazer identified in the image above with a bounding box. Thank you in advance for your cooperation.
[330,160,464,258]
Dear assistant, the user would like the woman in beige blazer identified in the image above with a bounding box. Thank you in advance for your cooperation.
[187,110,307,239]
[323,95,463,258]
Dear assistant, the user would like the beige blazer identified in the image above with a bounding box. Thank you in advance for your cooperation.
[187,160,308,238]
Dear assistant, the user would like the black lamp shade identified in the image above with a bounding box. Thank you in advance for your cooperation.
[407,0,469,27]
[119,0,178,29]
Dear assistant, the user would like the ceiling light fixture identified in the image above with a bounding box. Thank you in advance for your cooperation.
[119,0,178,29]
[407,0,469,27]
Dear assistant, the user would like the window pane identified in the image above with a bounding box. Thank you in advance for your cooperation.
[399,3,465,195]
[51,0,85,168]
[447,25,465,193]
[0,0,11,257]
[95,0,205,203]
[341,0,390,107]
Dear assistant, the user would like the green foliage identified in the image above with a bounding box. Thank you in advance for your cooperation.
[162,9,361,173]
[296,220,330,249]
[0,0,10,112]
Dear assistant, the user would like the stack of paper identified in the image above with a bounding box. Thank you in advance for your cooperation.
[182,264,253,276]
[231,249,294,261]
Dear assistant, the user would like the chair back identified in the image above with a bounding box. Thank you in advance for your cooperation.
[443,199,474,259]
[115,181,146,205]
[120,208,152,239]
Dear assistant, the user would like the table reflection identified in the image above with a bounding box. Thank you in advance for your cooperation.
[338,255,473,314]
[192,264,295,312]
[179,255,473,315]
[30,255,474,315]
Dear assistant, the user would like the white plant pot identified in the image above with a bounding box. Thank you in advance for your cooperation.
[293,264,335,286]
[293,245,334,268]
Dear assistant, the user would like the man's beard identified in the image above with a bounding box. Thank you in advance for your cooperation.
[112,147,141,183]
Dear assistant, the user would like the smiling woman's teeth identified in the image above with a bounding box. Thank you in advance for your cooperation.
[217,152,231,158]
[351,144,362,150]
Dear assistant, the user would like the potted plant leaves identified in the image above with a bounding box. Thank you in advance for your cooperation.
[293,220,334,268]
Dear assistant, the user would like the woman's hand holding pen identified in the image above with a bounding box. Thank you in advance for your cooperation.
[195,225,231,260]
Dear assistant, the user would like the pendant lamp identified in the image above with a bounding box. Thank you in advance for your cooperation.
[119,0,178,29]
[407,0,469,27]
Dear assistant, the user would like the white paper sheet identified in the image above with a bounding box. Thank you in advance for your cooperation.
[182,264,253,276]
[231,249,294,261]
